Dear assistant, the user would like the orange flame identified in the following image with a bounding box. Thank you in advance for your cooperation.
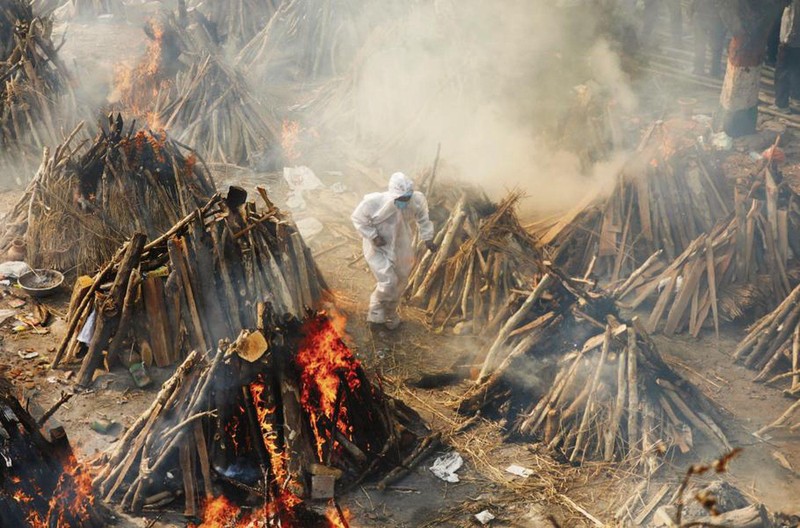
[296,315,361,461]
[111,18,171,131]
[8,453,97,528]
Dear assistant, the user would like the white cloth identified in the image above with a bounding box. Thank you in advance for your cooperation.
[351,173,434,326]
[781,1,800,47]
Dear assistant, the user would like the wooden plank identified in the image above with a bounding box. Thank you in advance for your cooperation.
[142,277,172,368]
[663,257,706,335]
[705,238,720,340]
[633,483,670,525]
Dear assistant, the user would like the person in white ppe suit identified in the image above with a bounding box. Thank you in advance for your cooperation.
[351,173,436,329]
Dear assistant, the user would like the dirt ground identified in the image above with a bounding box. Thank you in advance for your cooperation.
[2,10,800,528]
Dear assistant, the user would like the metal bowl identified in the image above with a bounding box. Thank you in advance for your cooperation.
[18,269,65,298]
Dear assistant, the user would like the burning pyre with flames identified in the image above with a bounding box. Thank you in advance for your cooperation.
[92,309,426,526]
[0,375,106,527]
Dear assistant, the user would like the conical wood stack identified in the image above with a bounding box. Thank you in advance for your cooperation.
[92,311,430,523]
[458,267,730,467]
[617,159,800,337]
[531,119,731,283]
[405,189,545,333]
[52,189,329,386]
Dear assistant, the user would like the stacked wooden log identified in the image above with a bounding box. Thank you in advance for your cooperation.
[734,282,800,389]
[153,52,282,167]
[532,119,730,282]
[617,159,800,336]
[52,189,329,386]
[92,312,429,523]
[0,115,216,275]
[187,0,280,50]
[405,189,545,332]
[111,11,282,167]
[235,0,345,83]
[1,0,78,178]
[0,374,107,527]
[458,268,730,466]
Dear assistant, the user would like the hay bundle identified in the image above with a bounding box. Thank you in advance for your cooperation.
[405,186,544,332]
[1,0,78,179]
[0,114,215,274]
[532,120,730,282]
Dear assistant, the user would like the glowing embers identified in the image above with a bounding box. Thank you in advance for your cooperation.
[0,381,104,528]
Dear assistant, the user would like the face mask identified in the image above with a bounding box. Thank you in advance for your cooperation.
[395,199,409,210]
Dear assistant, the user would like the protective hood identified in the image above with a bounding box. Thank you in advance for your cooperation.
[388,172,414,199]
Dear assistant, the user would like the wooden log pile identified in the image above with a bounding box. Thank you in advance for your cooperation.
[111,11,282,167]
[187,0,280,50]
[235,0,346,83]
[91,311,429,524]
[0,114,216,275]
[734,282,800,389]
[458,268,730,467]
[53,189,329,387]
[405,189,545,332]
[1,0,79,178]
[153,52,282,167]
[0,374,107,527]
[532,119,730,282]
[618,159,800,337]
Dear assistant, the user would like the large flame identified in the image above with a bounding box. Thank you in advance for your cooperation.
[8,453,97,528]
[295,315,362,461]
[111,18,171,130]
[192,314,364,527]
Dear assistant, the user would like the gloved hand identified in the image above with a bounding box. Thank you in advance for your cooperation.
[425,240,439,252]
[373,235,387,247]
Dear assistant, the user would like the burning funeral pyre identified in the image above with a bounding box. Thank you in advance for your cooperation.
[533,119,730,282]
[0,114,216,275]
[52,189,328,387]
[0,373,106,527]
[616,151,800,336]
[1,0,79,179]
[92,311,429,525]
[457,266,729,468]
[405,184,545,332]
[111,11,282,167]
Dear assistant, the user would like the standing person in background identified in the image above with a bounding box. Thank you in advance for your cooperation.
[351,173,437,330]
[690,0,726,77]
[775,0,800,113]
[643,0,684,48]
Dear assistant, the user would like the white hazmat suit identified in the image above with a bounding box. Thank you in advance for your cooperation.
[351,173,435,328]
